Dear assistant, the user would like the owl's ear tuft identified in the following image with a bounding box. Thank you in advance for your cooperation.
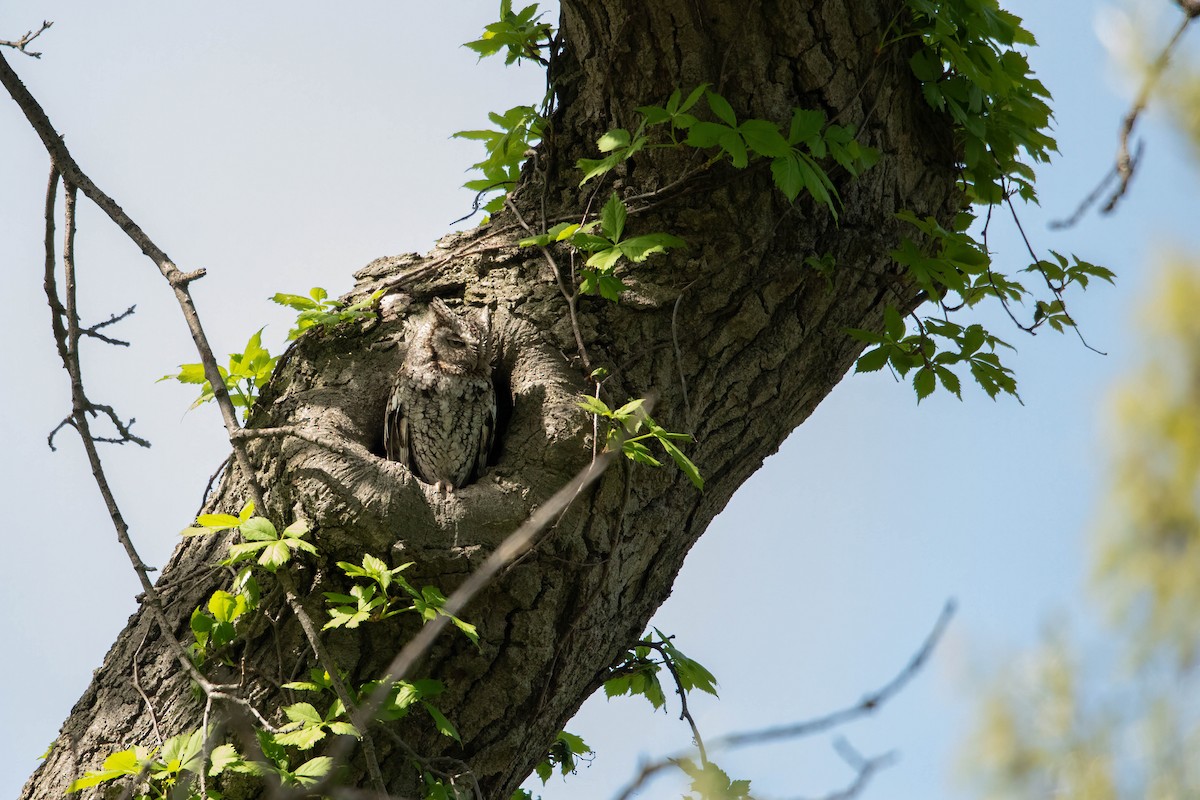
[428,298,455,322]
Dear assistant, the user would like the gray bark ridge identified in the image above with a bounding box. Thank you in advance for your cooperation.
[23,1,959,798]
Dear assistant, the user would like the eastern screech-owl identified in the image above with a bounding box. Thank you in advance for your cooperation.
[384,298,496,492]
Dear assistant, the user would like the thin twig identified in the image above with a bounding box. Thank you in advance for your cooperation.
[1004,195,1106,356]
[79,304,136,346]
[0,20,52,58]
[611,600,956,800]
[132,625,165,747]
[41,175,262,726]
[638,638,708,765]
[790,739,896,800]
[197,454,232,519]
[504,196,591,369]
[277,569,387,794]
[1103,13,1196,214]
[0,51,265,512]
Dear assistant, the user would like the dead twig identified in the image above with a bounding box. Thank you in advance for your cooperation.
[0,20,52,58]
[1,50,265,511]
[1056,10,1197,225]
[611,600,956,800]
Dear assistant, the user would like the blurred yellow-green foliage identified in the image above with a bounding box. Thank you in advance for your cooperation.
[964,6,1200,794]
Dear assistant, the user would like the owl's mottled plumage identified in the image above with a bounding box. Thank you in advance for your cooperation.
[384,299,495,492]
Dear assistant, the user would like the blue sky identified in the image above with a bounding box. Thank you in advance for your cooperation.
[1,2,1196,798]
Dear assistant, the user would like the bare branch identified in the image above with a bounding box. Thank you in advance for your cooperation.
[0,20,52,58]
[788,739,896,800]
[80,304,137,346]
[41,177,246,711]
[1053,9,1196,227]
[611,600,956,800]
[0,51,265,511]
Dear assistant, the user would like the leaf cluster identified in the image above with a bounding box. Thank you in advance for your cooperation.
[531,731,592,784]
[519,193,685,301]
[183,501,317,573]
[188,576,257,666]
[463,0,552,65]
[905,0,1055,204]
[603,629,719,710]
[870,206,1113,400]
[272,286,381,341]
[454,104,544,216]
[66,728,331,798]
[578,395,703,489]
[579,86,878,219]
[162,286,375,419]
[283,668,460,747]
[849,307,1016,401]
[323,554,479,645]
[160,328,275,422]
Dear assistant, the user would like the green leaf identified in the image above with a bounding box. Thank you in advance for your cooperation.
[623,440,662,467]
[684,120,731,149]
[208,590,247,623]
[855,346,891,373]
[240,517,278,542]
[282,519,311,539]
[584,247,624,272]
[165,363,209,385]
[271,293,320,311]
[66,747,146,792]
[706,90,737,126]
[422,702,461,743]
[613,398,647,419]
[196,513,240,531]
[914,367,936,401]
[208,743,242,776]
[788,108,826,145]
[718,129,748,168]
[259,541,292,570]
[618,233,686,262]
[739,119,790,157]
[771,153,804,201]
[600,193,627,242]
[284,703,323,724]
[597,129,631,153]
[577,153,622,185]
[292,756,333,784]
[658,437,703,490]
[327,721,360,738]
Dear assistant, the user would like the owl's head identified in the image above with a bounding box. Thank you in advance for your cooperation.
[424,298,492,375]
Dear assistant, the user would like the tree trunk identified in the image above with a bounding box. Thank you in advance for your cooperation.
[22,1,957,798]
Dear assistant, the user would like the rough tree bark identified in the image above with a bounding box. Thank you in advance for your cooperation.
[22,1,957,798]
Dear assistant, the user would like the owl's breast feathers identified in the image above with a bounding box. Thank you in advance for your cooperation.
[384,366,496,491]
